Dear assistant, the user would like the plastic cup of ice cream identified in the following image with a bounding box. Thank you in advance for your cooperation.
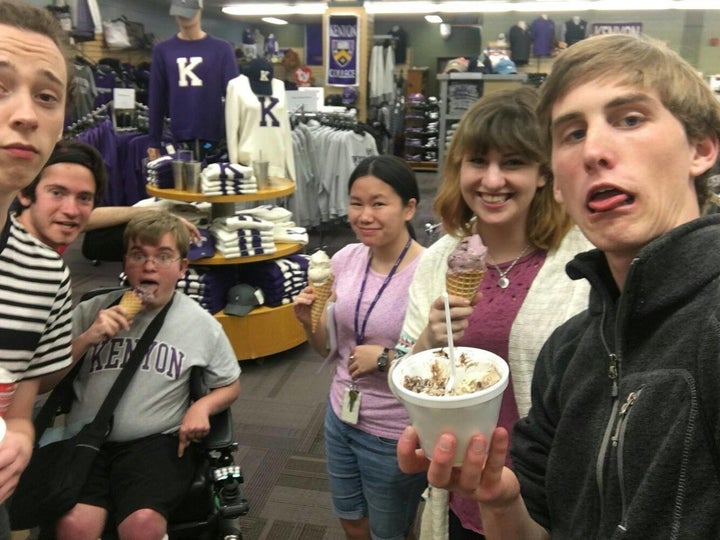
[389,346,509,465]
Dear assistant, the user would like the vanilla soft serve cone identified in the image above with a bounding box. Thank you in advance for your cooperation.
[308,250,333,332]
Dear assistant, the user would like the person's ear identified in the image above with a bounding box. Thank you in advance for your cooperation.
[553,181,564,204]
[404,198,417,221]
[16,192,33,209]
[689,133,719,178]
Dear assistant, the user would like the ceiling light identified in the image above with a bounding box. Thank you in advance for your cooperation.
[262,16,289,25]
[364,0,720,14]
[425,14,443,23]
[223,0,720,18]
[223,3,326,17]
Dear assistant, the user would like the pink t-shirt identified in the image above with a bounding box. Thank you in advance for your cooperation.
[451,248,547,533]
[329,242,421,440]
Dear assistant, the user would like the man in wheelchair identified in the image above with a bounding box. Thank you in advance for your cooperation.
[40,210,241,540]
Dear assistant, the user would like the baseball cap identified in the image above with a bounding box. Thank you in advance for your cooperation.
[225,284,265,317]
[187,228,215,261]
[493,58,517,75]
[170,0,203,19]
[246,58,274,96]
[341,86,359,105]
[444,57,469,74]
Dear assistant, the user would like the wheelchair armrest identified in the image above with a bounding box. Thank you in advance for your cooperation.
[203,408,235,450]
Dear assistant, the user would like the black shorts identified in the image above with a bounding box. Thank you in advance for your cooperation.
[78,434,199,525]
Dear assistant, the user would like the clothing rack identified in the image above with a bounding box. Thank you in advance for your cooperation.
[65,101,149,137]
[372,34,398,48]
[290,107,357,128]
[65,102,111,136]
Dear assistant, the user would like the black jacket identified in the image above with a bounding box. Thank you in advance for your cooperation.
[511,215,720,539]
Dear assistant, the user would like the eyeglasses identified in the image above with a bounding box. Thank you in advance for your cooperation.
[125,252,182,268]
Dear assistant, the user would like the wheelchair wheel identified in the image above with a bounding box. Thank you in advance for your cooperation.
[219,522,242,540]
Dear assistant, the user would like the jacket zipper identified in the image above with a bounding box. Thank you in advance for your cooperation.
[612,388,642,533]
[595,302,620,529]
[595,257,636,534]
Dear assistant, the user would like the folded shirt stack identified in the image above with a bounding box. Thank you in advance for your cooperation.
[210,215,277,258]
[201,162,257,195]
[273,226,309,245]
[238,254,310,307]
[235,205,308,245]
[176,265,238,314]
[145,155,174,189]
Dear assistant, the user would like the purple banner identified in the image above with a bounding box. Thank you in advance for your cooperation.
[305,23,323,66]
[590,22,643,37]
[326,14,359,86]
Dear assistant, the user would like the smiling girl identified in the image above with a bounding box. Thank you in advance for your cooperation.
[294,155,426,540]
[396,87,591,540]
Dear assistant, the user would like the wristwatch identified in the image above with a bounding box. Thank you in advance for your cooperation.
[377,348,390,372]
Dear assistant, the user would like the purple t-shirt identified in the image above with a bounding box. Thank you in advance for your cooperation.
[148,34,239,147]
[329,243,421,440]
[452,248,546,533]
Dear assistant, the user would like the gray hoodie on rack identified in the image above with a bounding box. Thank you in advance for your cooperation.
[511,214,720,539]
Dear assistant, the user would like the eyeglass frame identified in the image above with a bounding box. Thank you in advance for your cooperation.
[124,251,184,268]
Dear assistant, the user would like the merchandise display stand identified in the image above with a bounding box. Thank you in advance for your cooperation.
[403,97,439,172]
[146,179,306,361]
[437,73,528,171]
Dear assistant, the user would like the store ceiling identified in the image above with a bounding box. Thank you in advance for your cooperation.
[199,0,442,24]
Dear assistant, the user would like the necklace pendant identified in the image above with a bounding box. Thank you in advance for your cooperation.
[497,276,510,289]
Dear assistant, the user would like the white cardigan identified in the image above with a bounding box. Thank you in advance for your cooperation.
[399,227,592,540]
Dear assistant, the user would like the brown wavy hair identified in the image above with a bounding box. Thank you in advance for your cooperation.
[434,86,572,251]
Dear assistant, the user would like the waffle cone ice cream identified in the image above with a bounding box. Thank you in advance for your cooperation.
[308,250,333,332]
[118,285,155,320]
[310,277,333,332]
[446,234,487,300]
[446,269,486,300]
[119,290,144,319]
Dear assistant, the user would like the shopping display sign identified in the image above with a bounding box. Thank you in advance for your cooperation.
[327,14,359,86]
[590,22,643,37]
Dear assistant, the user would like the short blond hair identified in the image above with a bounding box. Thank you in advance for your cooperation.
[537,33,720,208]
[123,210,190,258]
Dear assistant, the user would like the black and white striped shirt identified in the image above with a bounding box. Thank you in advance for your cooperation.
[0,216,72,380]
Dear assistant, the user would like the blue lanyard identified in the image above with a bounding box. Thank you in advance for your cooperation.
[353,236,412,345]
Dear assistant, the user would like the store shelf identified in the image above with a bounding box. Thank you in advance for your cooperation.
[216,303,306,361]
[146,178,295,203]
[192,242,303,265]
[148,178,306,361]
[407,161,438,172]
[437,73,528,171]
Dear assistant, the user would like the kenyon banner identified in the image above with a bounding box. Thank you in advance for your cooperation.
[590,22,643,37]
[326,14,359,86]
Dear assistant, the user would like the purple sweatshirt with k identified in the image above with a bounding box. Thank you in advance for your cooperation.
[148,34,239,147]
